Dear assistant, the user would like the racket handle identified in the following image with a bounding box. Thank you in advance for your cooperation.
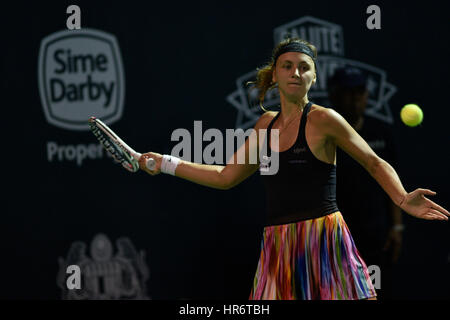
[146,158,156,171]
[133,152,156,171]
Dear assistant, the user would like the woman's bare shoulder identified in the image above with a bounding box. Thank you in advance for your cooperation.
[309,103,328,115]
[308,104,337,123]
[255,111,278,130]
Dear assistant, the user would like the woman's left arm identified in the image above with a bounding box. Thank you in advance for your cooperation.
[316,108,449,221]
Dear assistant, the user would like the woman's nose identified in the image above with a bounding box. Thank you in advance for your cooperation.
[292,67,300,78]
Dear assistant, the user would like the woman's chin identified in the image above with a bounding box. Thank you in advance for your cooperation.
[284,91,307,102]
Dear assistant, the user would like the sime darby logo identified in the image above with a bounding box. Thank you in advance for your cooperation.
[38,28,125,131]
[227,16,397,129]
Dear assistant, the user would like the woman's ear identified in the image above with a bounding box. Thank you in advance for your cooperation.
[272,68,276,84]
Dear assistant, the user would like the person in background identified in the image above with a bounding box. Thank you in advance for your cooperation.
[328,66,403,299]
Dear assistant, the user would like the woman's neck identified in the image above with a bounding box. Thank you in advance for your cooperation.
[279,95,309,125]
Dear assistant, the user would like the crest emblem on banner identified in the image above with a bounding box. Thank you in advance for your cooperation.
[57,234,150,300]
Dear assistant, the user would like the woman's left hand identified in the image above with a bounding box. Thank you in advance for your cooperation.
[400,188,449,221]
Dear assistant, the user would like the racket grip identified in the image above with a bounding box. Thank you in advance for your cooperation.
[133,152,156,171]
[146,158,156,171]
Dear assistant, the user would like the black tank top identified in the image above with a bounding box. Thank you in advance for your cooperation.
[260,102,339,226]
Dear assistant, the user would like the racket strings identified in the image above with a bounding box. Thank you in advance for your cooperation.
[88,119,139,172]
[90,123,126,164]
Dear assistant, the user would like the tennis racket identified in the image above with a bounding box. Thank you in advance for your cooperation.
[88,116,155,172]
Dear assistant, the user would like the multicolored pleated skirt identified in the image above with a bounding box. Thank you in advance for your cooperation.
[249,211,376,300]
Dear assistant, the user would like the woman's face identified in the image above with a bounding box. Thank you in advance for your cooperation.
[272,52,316,102]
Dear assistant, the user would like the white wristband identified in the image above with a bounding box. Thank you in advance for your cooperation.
[161,155,180,176]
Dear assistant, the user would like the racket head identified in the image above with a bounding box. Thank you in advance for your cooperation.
[88,117,140,172]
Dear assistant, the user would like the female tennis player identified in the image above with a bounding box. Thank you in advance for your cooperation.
[138,38,449,300]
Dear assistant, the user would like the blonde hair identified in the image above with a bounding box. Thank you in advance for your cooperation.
[247,38,317,111]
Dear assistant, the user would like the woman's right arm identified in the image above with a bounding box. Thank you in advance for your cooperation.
[138,113,273,190]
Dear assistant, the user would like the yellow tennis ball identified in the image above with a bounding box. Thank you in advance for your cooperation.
[400,104,423,127]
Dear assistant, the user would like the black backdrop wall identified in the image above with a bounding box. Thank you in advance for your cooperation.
[2,0,449,299]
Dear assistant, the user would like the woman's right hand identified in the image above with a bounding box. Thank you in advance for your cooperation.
[399,188,449,221]
[139,152,163,175]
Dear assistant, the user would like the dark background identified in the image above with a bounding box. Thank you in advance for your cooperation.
[2,0,449,299]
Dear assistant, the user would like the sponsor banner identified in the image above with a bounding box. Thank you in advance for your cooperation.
[38,28,126,167]
[38,28,125,131]
[227,16,397,129]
